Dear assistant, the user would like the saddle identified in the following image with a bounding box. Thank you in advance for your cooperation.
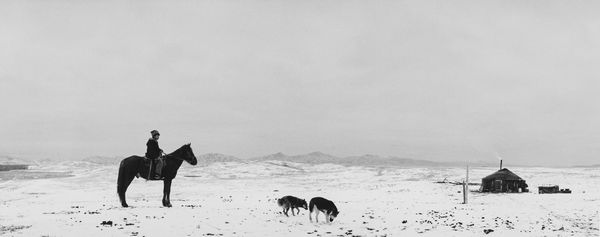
[138,156,166,180]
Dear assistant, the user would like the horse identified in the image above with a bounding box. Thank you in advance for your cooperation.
[117,143,198,207]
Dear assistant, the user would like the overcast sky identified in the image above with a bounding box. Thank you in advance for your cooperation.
[1,0,600,165]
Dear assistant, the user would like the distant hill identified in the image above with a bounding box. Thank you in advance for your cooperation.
[572,164,600,168]
[251,152,339,164]
[197,153,244,165]
[81,156,123,165]
[71,153,245,166]
[78,153,245,166]
[343,154,443,167]
[0,152,505,168]
[249,151,491,167]
[0,155,33,165]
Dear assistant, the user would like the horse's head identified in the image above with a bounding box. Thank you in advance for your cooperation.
[179,143,197,165]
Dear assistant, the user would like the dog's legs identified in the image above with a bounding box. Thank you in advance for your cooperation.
[296,208,300,215]
[325,213,330,223]
[309,210,313,222]
[291,207,296,216]
[315,210,319,223]
[284,206,289,217]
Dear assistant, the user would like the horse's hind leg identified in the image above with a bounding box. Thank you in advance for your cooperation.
[117,174,135,207]
[117,160,137,208]
[162,179,172,207]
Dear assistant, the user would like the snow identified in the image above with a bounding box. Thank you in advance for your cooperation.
[1,161,598,236]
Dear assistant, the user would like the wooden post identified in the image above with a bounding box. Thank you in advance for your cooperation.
[466,165,469,203]
[463,165,469,204]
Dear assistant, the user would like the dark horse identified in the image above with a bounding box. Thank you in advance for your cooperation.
[117,143,198,207]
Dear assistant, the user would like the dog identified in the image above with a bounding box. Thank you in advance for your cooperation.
[277,195,308,217]
[309,197,339,223]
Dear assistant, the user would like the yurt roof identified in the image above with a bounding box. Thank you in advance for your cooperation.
[482,168,524,181]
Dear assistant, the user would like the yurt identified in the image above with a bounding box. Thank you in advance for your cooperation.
[480,168,529,193]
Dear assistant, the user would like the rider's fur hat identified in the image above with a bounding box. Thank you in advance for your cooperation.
[151,130,160,136]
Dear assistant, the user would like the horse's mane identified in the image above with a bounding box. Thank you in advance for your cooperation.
[167,143,191,157]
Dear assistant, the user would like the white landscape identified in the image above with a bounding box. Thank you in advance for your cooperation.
[1,155,598,237]
[4,1,600,237]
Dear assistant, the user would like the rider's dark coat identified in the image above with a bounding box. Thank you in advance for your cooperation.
[146,139,161,159]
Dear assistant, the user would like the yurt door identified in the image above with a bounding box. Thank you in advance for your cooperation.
[494,180,502,192]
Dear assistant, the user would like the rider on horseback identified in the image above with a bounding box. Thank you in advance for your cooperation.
[146,130,163,179]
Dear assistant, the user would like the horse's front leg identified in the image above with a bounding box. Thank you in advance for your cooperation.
[162,179,172,207]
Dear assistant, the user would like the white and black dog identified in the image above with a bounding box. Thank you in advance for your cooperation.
[277,195,308,217]
[309,197,339,223]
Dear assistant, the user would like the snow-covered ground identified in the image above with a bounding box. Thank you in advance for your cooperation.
[1,161,598,236]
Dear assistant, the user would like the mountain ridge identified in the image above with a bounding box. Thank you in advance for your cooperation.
[1,152,541,168]
[249,151,498,167]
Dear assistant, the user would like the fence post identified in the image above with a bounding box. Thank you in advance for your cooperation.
[463,165,469,204]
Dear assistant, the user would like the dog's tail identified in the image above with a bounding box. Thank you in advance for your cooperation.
[308,198,315,212]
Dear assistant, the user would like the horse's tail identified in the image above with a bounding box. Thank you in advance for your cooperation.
[117,159,127,194]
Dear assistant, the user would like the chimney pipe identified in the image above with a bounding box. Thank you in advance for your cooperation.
[500,160,503,170]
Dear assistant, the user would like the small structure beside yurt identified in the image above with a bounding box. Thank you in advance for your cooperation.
[538,185,571,194]
[480,160,529,193]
